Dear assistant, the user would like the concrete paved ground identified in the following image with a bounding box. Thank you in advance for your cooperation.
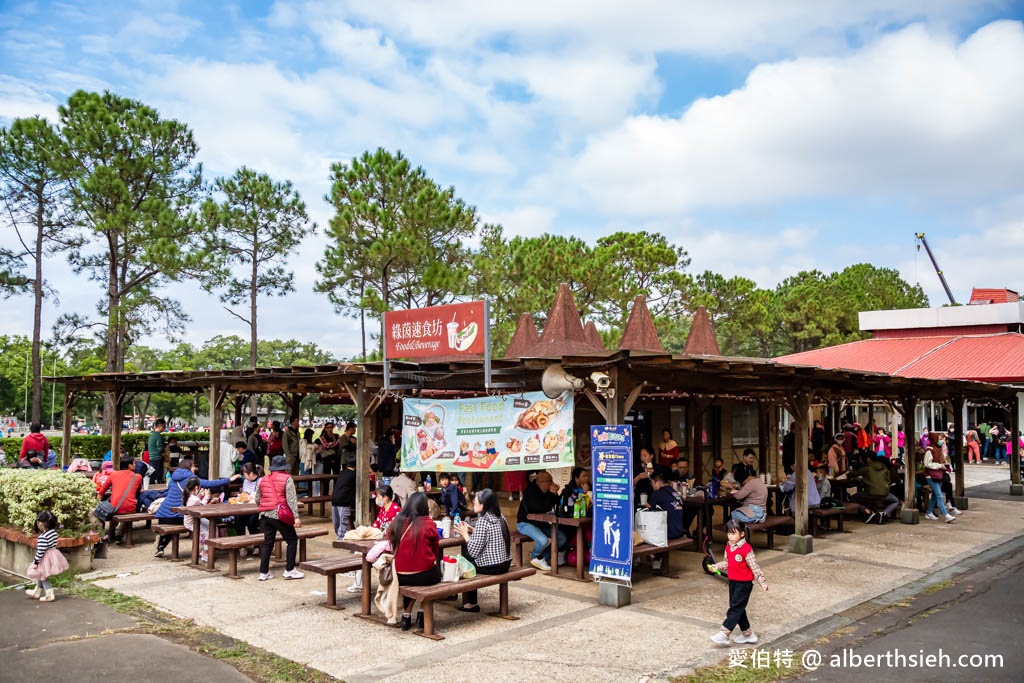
[81,464,1024,682]
[0,589,252,683]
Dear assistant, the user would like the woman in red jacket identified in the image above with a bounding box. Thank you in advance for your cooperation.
[389,492,440,631]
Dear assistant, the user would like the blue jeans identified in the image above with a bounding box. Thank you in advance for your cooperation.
[731,505,765,524]
[994,446,1007,464]
[517,522,567,561]
[926,478,948,516]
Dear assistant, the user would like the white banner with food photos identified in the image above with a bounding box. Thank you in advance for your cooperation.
[400,391,575,472]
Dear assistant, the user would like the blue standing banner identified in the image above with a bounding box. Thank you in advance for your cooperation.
[589,424,634,584]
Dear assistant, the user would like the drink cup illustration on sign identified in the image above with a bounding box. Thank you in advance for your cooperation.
[446,313,478,352]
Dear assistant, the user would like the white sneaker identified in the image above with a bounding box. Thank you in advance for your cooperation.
[258,572,273,581]
[949,507,962,516]
[346,583,363,593]
[530,557,552,571]
[924,512,938,520]
[651,558,663,571]
[557,551,566,566]
[283,569,304,579]
[709,631,731,646]
[945,514,956,523]
[734,632,758,644]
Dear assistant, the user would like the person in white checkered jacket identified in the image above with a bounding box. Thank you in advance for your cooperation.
[454,488,512,612]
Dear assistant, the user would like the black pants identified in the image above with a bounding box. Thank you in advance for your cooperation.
[463,558,511,605]
[723,580,753,632]
[259,516,297,574]
[235,514,259,537]
[156,516,184,550]
[399,565,442,611]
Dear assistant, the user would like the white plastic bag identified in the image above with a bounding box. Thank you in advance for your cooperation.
[635,509,668,547]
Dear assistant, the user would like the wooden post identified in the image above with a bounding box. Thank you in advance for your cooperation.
[786,390,813,551]
[952,395,965,501]
[757,400,771,476]
[61,391,75,468]
[111,390,125,469]
[899,396,919,523]
[1012,392,1023,496]
[354,382,371,527]
[207,386,223,479]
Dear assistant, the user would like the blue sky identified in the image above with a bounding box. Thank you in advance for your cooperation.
[2,0,1024,356]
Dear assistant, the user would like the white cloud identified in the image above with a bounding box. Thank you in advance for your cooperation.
[312,20,404,74]
[570,21,1024,216]
[0,77,58,123]
[481,206,557,239]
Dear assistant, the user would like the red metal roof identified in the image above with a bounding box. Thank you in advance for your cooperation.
[969,288,1018,304]
[776,333,1024,382]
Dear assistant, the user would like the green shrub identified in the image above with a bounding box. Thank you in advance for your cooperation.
[1,432,210,461]
[0,469,98,536]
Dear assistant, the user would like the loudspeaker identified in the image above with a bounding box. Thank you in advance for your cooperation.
[541,364,585,398]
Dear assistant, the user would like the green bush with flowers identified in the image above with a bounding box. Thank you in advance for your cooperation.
[0,469,98,536]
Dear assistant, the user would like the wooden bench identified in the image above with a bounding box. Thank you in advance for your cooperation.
[298,495,332,518]
[632,536,695,576]
[398,566,536,640]
[153,524,190,561]
[206,527,329,578]
[809,507,845,536]
[298,555,364,609]
[109,512,155,547]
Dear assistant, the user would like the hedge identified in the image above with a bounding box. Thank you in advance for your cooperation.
[1,432,210,461]
[0,469,97,536]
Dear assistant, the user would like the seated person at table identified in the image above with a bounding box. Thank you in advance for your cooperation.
[93,461,114,495]
[647,475,688,561]
[438,473,466,518]
[729,467,768,524]
[780,466,820,512]
[634,448,656,502]
[234,463,263,546]
[235,441,259,469]
[97,456,145,545]
[559,466,590,515]
[516,470,566,571]
[851,453,900,524]
[815,465,832,501]
[734,449,758,483]
[390,470,417,506]
[102,446,125,463]
[350,484,403,593]
[672,458,694,483]
[390,492,441,631]
[331,456,356,541]
[153,458,240,557]
[18,423,49,468]
[455,488,512,613]
[181,476,213,562]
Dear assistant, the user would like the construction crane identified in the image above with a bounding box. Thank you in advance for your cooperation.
[915,232,956,305]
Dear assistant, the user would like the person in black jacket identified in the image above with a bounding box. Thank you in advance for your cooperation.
[377,428,399,477]
[331,455,356,540]
[782,422,796,474]
[516,471,566,571]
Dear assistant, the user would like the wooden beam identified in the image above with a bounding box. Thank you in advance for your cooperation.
[1012,392,1022,494]
[207,385,226,478]
[111,388,126,469]
[61,390,76,468]
[897,396,918,521]
[622,380,645,417]
[583,389,608,421]
[952,395,965,498]
[354,382,371,526]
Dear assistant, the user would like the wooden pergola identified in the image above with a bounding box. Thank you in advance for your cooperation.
[53,350,1020,545]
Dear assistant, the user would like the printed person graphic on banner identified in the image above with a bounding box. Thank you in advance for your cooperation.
[603,516,612,545]
[610,523,621,558]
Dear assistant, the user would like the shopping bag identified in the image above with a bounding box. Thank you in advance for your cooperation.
[457,554,477,579]
[635,508,668,547]
[441,556,461,582]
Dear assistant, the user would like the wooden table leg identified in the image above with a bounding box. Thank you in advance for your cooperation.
[190,518,201,567]
[549,522,559,577]
[326,574,340,609]
[575,525,584,580]
[499,582,509,616]
[124,523,134,548]
[360,557,371,615]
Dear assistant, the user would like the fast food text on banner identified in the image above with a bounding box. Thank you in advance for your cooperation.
[400,391,575,472]
[384,301,487,359]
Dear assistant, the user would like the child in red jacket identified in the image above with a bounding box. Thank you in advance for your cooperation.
[708,519,769,646]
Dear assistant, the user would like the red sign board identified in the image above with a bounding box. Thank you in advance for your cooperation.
[384,301,488,359]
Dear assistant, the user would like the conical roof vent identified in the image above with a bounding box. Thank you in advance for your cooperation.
[618,295,666,353]
[584,321,605,350]
[525,283,604,357]
[503,314,540,360]
[683,305,721,356]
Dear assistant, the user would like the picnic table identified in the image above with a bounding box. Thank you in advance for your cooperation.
[332,535,466,621]
[173,502,258,567]
[827,475,863,502]
[526,513,592,582]
[292,472,335,495]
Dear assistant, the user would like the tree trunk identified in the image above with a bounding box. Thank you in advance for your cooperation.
[360,279,366,360]
[103,237,119,436]
[248,247,258,416]
[30,187,43,424]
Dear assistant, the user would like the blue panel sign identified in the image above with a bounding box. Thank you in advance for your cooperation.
[589,424,633,583]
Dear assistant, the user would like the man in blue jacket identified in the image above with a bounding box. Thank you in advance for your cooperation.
[153,457,240,557]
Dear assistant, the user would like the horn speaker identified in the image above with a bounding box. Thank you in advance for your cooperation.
[541,364,585,398]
